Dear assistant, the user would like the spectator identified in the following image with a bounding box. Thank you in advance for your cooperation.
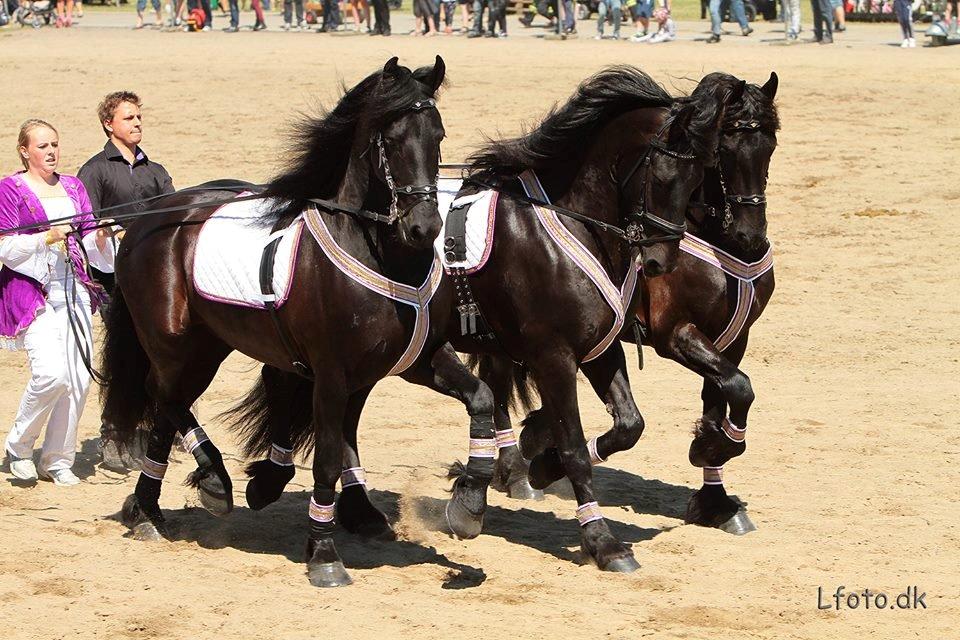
[634,3,675,41]
[283,0,305,29]
[249,0,266,29]
[320,0,341,31]
[707,0,753,43]
[135,0,161,28]
[413,0,438,34]
[225,0,239,30]
[77,91,174,472]
[810,0,832,42]
[628,0,651,40]
[1,119,118,487]
[55,0,74,26]
[782,0,800,40]
[832,0,845,31]
[441,0,456,32]
[370,0,390,34]
[467,0,487,36]
[893,0,913,45]
[596,0,622,39]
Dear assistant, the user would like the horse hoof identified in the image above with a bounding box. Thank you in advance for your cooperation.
[307,561,353,588]
[246,479,278,511]
[127,521,166,542]
[198,485,233,517]
[717,509,756,535]
[601,555,641,573]
[445,499,483,540]
[507,479,545,501]
[121,493,145,529]
[193,470,234,517]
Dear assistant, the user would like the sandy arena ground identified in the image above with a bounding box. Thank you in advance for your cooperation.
[0,15,958,640]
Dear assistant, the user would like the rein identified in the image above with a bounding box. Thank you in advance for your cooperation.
[464,134,691,248]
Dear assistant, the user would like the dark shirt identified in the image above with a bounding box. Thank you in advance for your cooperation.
[78,140,174,222]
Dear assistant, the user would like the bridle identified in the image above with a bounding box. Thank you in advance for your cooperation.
[696,118,769,230]
[618,135,695,246]
[373,97,440,225]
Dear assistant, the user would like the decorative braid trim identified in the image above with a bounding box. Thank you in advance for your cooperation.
[308,498,335,523]
[269,444,295,466]
[140,457,168,481]
[587,436,606,465]
[576,501,604,526]
[469,438,497,459]
[494,429,518,449]
[703,466,724,485]
[340,467,367,488]
[180,427,209,454]
[721,418,746,443]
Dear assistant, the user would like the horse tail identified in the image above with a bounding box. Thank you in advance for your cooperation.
[465,353,537,414]
[100,286,158,445]
[220,366,315,460]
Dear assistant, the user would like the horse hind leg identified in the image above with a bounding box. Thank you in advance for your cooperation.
[243,367,310,510]
[476,353,543,501]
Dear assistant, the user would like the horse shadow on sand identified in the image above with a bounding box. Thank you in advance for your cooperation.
[103,463,736,587]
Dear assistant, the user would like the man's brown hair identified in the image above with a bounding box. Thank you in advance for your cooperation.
[97,91,141,137]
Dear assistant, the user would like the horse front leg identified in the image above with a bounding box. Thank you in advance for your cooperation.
[121,413,178,540]
[663,325,755,534]
[335,385,395,539]
[305,382,353,588]
[400,344,496,540]
[526,343,645,489]
[528,350,639,573]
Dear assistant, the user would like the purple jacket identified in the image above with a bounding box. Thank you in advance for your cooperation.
[0,172,102,340]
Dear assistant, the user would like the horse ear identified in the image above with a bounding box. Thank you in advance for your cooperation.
[383,57,400,76]
[726,80,746,105]
[761,72,778,100]
[427,55,446,94]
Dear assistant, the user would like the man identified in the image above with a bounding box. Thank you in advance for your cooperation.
[78,91,174,472]
[706,0,752,43]
[370,0,390,34]
[810,0,832,42]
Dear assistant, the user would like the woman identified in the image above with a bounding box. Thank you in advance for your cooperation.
[1,119,118,487]
[893,0,914,47]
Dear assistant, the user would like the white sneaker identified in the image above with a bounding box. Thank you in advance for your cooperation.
[8,456,38,481]
[40,468,81,486]
[900,38,910,47]
[907,37,916,47]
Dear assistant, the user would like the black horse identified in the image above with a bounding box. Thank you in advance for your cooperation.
[500,72,781,534]
[100,57,500,588]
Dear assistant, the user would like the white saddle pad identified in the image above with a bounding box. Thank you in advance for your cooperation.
[193,196,303,309]
[434,177,498,274]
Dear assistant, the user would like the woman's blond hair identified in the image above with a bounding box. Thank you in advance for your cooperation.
[17,119,58,170]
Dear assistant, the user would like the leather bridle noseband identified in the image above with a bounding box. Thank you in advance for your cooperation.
[374,97,440,225]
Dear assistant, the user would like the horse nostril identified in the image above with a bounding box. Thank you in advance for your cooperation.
[643,258,663,276]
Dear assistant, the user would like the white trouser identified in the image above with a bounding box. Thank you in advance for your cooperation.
[5,292,93,472]
[782,0,800,36]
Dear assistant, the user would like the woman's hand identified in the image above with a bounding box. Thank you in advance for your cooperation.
[45,225,69,246]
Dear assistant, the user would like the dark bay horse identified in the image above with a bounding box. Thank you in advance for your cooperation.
[254,66,738,573]
[510,72,781,534]
[100,57,496,588]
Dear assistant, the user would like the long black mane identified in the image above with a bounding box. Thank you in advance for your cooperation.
[469,66,723,175]
[262,63,440,223]
[469,66,675,175]
[693,72,780,133]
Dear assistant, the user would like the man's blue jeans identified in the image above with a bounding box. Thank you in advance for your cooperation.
[710,0,748,35]
[597,0,621,37]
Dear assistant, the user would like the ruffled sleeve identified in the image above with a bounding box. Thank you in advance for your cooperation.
[0,233,51,284]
